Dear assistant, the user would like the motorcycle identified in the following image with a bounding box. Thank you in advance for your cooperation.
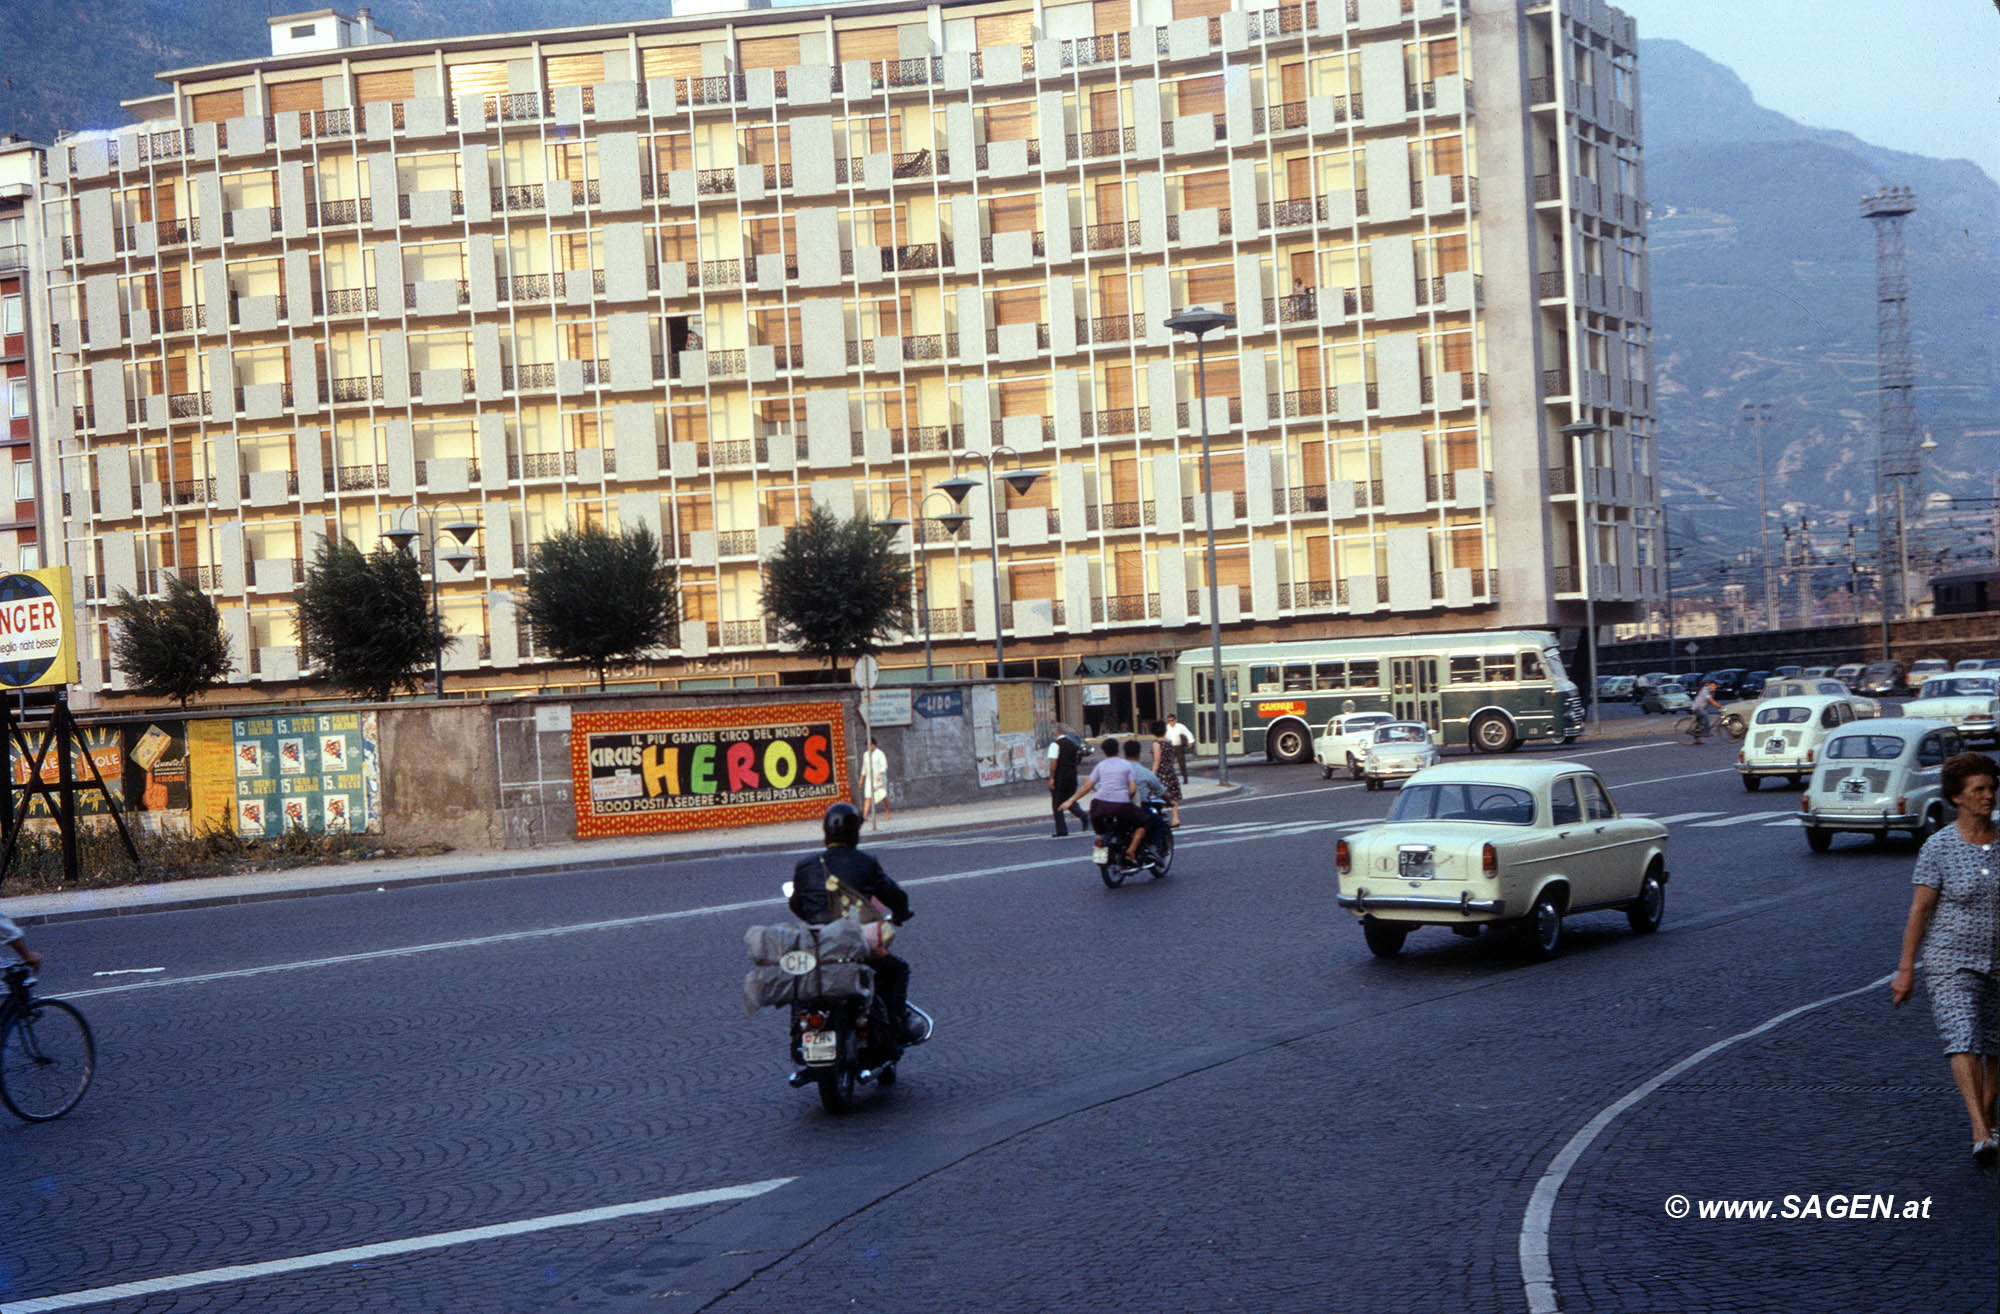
[752,891,933,1114]
[1091,802,1175,887]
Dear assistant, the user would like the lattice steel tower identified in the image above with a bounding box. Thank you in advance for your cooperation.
[1861,185,1919,618]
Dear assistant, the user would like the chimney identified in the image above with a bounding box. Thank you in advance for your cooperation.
[357,7,375,41]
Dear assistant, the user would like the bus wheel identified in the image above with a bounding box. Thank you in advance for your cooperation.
[1470,712,1517,754]
[1268,723,1311,764]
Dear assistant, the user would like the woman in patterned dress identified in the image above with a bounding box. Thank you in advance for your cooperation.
[1892,751,2000,1164]
[1148,721,1183,827]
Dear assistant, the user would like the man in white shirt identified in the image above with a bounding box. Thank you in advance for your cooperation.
[1162,713,1196,783]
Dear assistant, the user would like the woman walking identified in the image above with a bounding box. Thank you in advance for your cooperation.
[1891,751,2000,1165]
[1148,720,1183,828]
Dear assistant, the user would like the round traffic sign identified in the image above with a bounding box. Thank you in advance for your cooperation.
[852,654,879,690]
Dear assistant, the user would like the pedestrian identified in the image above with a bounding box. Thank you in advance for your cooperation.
[1891,750,2000,1165]
[858,736,891,827]
[1047,724,1089,837]
[1148,719,1184,827]
[1163,712,1196,784]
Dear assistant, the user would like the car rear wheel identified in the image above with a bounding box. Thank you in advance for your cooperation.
[1914,805,1944,843]
[1805,827,1832,853]
[1470,711,1517,754]
[1361,919,1409,959]
[1741,774,1761,792]
[1525,893,1564,960]
[1321,764,1334,780]
[1626,865,1665,935]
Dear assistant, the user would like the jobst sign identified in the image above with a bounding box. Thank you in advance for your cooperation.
[0,567,78,690]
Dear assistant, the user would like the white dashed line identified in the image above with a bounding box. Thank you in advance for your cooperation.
[1687,811,1796,828]
[1649,811,1725,825]
[0,1178,793,1313]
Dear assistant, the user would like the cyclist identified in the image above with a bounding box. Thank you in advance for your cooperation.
[0,914,39,970]
[1688,681,1722,740]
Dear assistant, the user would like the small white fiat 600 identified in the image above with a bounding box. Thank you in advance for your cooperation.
[1737,694,1856,791]
[1334,762,1668,960]
[1800,717,1966,852]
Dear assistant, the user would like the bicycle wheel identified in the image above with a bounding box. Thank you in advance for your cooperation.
[0,999,95,1122]
[1673,716,1700,747]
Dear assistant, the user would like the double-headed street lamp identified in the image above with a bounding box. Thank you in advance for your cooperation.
[1165,304,1236,786]
[382,503,482,698]
[934,448,1043,678]
[1557,421,1603,734]
[877,492,972,683]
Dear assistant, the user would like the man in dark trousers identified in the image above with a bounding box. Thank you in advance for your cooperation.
[790,802,917,1040]
[1047,724,1090,836]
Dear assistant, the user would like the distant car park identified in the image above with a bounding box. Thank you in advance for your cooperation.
[1858,660,1907,696]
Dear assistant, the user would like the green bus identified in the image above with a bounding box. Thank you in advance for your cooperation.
[1173,630,1585,762]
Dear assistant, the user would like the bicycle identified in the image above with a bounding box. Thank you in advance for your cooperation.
[0,962,95,1121]
[1673,714,1716,747]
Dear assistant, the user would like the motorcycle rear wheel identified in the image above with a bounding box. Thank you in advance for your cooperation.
[1099,853,1128,888]
[1148,827,1175,878]
[817,1063,856,1113]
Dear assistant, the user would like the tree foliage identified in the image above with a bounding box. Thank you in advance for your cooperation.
[521,522,677,690]
[762,507,913,672]
[293,539,447,701]
[108,575,233,707]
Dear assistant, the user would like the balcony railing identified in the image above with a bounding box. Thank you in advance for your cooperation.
[1251,101,1310,133]
[335,463,390,491]
[1084,313,1133,344]
[1058,32,1132,66]
[1077,220,1141,252]
[1176,396,1242,427]
[329,375,385,403]
[1258,197,1327,229]
[1081,406,1150,437]
[1066,127,1137,158]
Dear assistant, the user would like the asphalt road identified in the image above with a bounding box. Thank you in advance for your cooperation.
[4,714,1995,1314]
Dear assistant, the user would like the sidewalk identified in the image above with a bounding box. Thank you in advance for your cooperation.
[12,775,1242,928]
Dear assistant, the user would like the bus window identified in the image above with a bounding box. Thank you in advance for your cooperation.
[1316,661,1346,690]
[1519,650,1545,680]
[1250,664,1280,693]
[1448,655,1483,685]
[1483,653,1515,682]
[1349,659,1381,688]
[1283,662,1313,691]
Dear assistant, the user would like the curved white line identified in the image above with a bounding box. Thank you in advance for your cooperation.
[1518,974,1891,1314]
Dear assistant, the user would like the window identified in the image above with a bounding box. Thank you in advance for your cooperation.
[1520,650,1546,680]
[1249,664,1279,693]
[1483,653,1516,683]
[1449,655,1483,685]
[1282,662,1313,692]
[1348,659,1380,688]
[1755,706,1810,725]
[1315,660,1346,690]
[1829,735,1906,762]
[6,378,24,418]
[1390,782,1535,825]
[15,544,34,570]
[1579,776,1616,820]
[1917,734,1947,768]
[1549,778,1582,825]
[11,461,30,501]
[1,295,20,334]
[290,22,317,37]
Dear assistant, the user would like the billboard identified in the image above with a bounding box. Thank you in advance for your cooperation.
[571,702,847,838]
[0,567,78,689]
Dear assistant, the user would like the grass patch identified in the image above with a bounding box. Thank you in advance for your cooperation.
[0,822,451,897]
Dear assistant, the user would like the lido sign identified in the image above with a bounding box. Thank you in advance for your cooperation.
[0,567,78,690]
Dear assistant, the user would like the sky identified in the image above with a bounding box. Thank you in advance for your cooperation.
[1612,0,2000,184]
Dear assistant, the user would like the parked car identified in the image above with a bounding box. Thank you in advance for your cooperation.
[1334,762,1668,959]
[1596,674,1636,700]
[1314,711,1398,780]
[1772,665,1803,680]
[1357,721,1440,790]
[1832,662,1866,685]
[1800,718,1965,852]
[1902,673,2000,743]
[1858,660,1907,696]
[1705,668,1749,699]
[1802,666,1833,679]
[1720,678,1881,734]
[1640,682,1691,714]
[1741,670,1774,699]
[1904,658,1950,692]
[1632,672,1674,702]
[1979,659,2000,673]
[1953,659,1987,671]
[1737,695,1857,791]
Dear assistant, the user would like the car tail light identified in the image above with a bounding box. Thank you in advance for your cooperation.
[1896,795,1908,815]
[1482,842,1498,875]
[1806,749,1814,763]
[1335,838,1350,875]
[1737,751,1746,765]
[1800,795,1811,811]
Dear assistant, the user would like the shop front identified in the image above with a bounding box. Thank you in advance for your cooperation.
[1065,652,1178,738]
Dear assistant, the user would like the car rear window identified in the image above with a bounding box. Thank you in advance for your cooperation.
[1389,783,1536,825]
[1827,735,1908,761]
[1755,706,1811,725]
[1374,724,1428,743]
[1928,678,1997,698]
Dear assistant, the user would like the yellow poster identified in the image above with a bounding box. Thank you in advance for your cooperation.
[186,719,237,835]
[0,566,78,689]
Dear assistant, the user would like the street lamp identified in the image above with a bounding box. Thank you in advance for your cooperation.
[1165,304,1236,786]
[934,447,1043,679]
[1742,403,1778,629]
[1557,421,1603,734]
[382,503,482,698]
[877,493,972,683]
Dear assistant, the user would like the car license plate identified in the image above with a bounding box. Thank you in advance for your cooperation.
[1398,848,1432,879]
[1764,736,1785,754]
[800,1029,836,1063]
[1840,778,1866,797]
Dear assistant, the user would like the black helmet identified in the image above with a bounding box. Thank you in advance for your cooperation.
[823,802,863,846]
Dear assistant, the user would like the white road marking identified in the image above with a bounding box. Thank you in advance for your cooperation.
[88,967,165,977]
[0,1177,793,1313]
[1649,811,1725,826]
[1619,767,1735,788]
[1517,976,1889,1314]
[1688,811,1795,828]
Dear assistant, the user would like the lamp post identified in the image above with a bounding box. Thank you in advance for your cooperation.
[877,492,972,684]
[1165,304,1237,786]
[935,447,1042,680]
[1558,421,1603,734]
[1742,403,1778,629]
[381,504,482,698]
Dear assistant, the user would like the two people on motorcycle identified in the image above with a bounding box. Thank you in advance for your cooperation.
[791,802,921,1043]
[1059,737,1170,864]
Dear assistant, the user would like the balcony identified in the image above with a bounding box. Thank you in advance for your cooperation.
[1105,593,1156,622]
[1084,502,1158,532]
[333,463,390,491]
[485,92,545,123]
[1251,101,1311,133]
[1258,197,1327,230]
[492,183,546,211]
[1058,32,1132,67]
[1082,313,1134,344]
[1552,565,1579,592]
[1075,220,1141,252]
[1542,367,1570,397]
[1181,491,1247,523]
[329,376,385,403]
[1176,396,1243,427]
[322,287,377,316]
[1065,127,1137,159]
[1081,406,1150,437]
[1528,75,1556,105]
[889,424,961,455]
[1164,211,1232,241]
[501,363,557,391]
[984,324,1051,353]
[510,450,578,480]
[1263,292,1319,324]
[498,273,550,301]
[1405,82,1438,113]
[1533,174,1560,202]
[158,305,206,333]
[978,232,1047,261]
[1277,485,1329,514]
[973,141,1042,170]
[696,168,736,197]
[683,74,747,106]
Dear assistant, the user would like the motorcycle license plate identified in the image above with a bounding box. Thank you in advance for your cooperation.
[1092,845,1110,865]
[800,1029,836,1063]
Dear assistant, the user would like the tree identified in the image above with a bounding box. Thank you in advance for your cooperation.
[293,539,445,701]
[762,506,912,673]
[108,575,233,707]
[520,522,677,690]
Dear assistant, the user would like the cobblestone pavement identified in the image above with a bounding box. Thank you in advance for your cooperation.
[2,731,1992,1313]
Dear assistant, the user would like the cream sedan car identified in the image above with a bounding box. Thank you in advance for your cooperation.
[1314,711,1397,780]
[1902,673,2000,743]
[1334,762,1668,960]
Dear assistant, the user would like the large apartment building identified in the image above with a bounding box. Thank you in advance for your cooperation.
[32,0,1658,719]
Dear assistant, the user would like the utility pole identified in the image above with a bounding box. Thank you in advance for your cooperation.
[1861,186,1919,621]
[1742,403,1777,630]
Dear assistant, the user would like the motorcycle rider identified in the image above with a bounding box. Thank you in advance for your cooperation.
[790,802,918,1041]
[1120,738,1171,856]
[1060,736,1150,865]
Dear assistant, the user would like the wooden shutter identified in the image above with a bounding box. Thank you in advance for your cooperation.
[267,80,324,114]
[1181,169,1229,212]
[354,69,415,107]
[1096,272,1129,316]
[642,45,702,81]
[1436,233,1468,274]
[999,377,1047,417]
[1443,426,1478,470]
[1290,250,1316,287]
[1449,526,1483,568]
[189,89,244,123]
[837,26,903,63]
[1114,547,1146,594]
[1176,76,1223,116]
[1174,0,1230,16]
[1111,459,1140,502]
[545,52,605,88]
[1103,364,1134,409]
[1426,37,1460,80]
[1302,442,1327,484]
[1212,547,1250,588]
[1295,346,1321,391]
[448,62,507,99]
[1199,357,1239,399]
[1438,330,1473,373]
[1280,62,1305,104]
[1205,451,1244,492]
[976,13,1034,46]
[1306,534,1330,581]
[993,286,1042,325]
[1429,134,1464,178]
[1095,1,1128,35]
[985,99,1036,142]
[989,192,1038,233]
[1010,563,1056,600]
[1186,263,1233,307]
[1095,181,1125,223]
[738,35,801,70]
[1091,89,1121,130]
[1285,154,1311,199]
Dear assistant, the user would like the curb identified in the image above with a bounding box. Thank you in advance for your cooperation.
[16,780,1249,928]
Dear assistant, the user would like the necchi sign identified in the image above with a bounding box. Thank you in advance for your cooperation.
[1073,653,1171,678]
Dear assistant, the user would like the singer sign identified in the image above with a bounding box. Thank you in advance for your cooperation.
[0,568,78,689]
